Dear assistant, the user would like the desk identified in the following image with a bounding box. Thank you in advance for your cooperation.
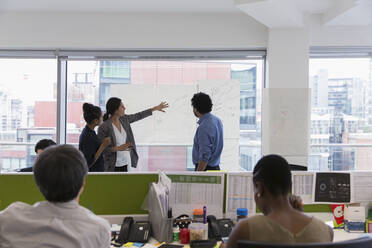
[108,215,367,247]
[110,231,366,248]
[110,238,185,248]
[333,229,365,242]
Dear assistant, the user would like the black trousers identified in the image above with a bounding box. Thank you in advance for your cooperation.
[114,165,128,172]
[195,165,220,171]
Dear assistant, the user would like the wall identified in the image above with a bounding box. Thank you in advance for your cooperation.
[0,12,268,49]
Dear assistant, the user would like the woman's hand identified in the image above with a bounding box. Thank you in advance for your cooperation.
[289,195,304,212]
[116,142,133,151]
[151,101,169,112]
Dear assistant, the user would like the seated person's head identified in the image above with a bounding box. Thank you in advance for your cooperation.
[253,154,291,214]
[34,139,56,155]
[33,144,88,203]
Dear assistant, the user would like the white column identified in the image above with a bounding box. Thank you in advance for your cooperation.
[263,28,310,166]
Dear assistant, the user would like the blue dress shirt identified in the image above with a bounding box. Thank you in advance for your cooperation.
[192,113,224,167]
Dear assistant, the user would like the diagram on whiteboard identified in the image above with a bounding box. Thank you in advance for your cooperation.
[111,80,240,146]
[198,80,240,139]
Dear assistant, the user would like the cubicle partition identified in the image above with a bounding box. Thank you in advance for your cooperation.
[0,173,158,215]
[0,172,330,215]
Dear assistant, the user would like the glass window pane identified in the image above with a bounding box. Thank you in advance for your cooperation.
[0,59,57,172]
[67,59,263,171]
[309,57,372,171]
[2,158,10,170]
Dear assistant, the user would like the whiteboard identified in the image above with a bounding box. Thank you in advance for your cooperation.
[198,80,240,139]
[111,84,197,144]
[154,85,197,144]
[111,80,240,147]
[262,88,310,164]
[111,84,157,143]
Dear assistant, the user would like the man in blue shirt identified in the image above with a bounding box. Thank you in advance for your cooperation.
[191,92,223,171]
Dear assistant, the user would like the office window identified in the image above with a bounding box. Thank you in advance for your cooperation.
[309,57,372,171]
[0,59,57,172]
[66,59,263,171]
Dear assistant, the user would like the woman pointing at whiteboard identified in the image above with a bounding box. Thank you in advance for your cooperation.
[98,97,168,172]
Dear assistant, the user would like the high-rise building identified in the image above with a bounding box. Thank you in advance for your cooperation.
[231,65,261,171]
[69,72,95,102]
[310,69,328,108]
[99,61,130,110]
[367,59,372,126]
[232,66,257,130]
[310,71,368,171]
[0,88,23,132]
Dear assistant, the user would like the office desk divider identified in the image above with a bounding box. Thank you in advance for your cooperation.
[168,172,224,218]
[0,171,345,215]
[226,172,255,219]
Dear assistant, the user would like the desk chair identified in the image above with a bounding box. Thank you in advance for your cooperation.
[237,237,372,248]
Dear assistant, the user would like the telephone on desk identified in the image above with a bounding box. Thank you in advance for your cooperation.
[115,217,151,245]
[207,215,234,241]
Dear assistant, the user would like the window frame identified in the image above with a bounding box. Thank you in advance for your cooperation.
[309,47,372,171]
[0,49,267,173]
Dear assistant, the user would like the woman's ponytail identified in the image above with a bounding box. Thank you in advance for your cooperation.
[103,113,109,121]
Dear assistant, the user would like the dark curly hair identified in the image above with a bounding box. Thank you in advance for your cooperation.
[82,103,102,124]
[191,92,213,114]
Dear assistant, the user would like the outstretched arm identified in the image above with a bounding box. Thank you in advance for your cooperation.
[126,101,169,123]
[151,101,169,113]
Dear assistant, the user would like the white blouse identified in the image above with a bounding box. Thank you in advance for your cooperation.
[112,123,132,168]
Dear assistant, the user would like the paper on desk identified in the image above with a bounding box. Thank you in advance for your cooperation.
[169,173,224,218]
[158,172,171,215]
[225,172,256,219]
[159,171,171,193]
[142,244,158,248]
[151,182,168,218]
[351,171,372,202]
[292,171,314,204]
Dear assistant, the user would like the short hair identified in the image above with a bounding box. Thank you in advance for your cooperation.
[34,139,56,153]
[191,92,213,114]
[83,103,102,124]
[253,154,292,196]
[33,145,88,203]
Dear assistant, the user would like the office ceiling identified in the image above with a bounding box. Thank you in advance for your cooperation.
[235,0,372,27]
[0,0,239,13]
[0,0,371,27]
